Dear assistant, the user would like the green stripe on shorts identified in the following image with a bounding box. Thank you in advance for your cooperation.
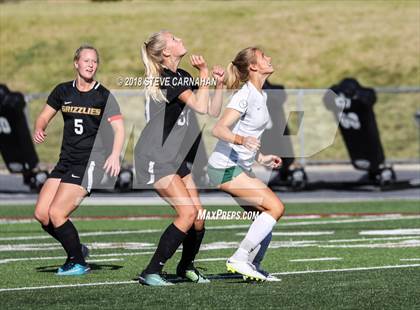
[207,164,245,186]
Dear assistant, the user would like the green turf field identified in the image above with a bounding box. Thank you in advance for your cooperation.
[0,200,419,309]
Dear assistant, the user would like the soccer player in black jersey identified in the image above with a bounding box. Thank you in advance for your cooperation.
[33,45,125,276]
[136,31,225,286]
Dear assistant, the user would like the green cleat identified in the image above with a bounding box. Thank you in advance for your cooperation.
[177,265,210,283]
[138,273,174,286]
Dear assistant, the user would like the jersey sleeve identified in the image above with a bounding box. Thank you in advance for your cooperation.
[165,70,194,103]
[46,84,63,110]
[226,91,249,115]
[104,93,123,123]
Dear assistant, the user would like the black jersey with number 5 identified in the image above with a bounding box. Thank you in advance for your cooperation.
[47,80,122,164]
[135,68,196,164]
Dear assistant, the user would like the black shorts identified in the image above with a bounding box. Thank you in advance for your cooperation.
[49,159,105,194]
[135,157,191,187]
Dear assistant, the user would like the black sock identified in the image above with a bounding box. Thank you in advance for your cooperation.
[54,220,85,265]
[42,221,69,261]
[143,223,186,274]
[177,227,205,272]
[42,222,60,242]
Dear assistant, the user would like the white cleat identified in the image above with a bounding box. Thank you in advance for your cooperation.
[265,274,282,282]
[248,263,282,282]
[226,258,267,282]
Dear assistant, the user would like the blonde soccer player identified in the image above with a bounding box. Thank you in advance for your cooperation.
[33,45,124,275]
[135,31,224,286]
[207,47,284,281]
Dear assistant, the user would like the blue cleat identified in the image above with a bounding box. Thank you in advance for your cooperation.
[138,273,174,286]
[57,262,90,276]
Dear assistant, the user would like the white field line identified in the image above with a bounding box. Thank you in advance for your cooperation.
[400,258,420,261]
[359,229,420,236]
[1,236,420,254]
[0,214,321,224]
[0,242,155,252]
[248,231,335,236]
[2,214,420,241]
[85,258,124,263]
[195,257,226,262]
[320,240,420,248]
[0,229,162,241]
[196,257,344,263]
[271,264,420,276]
[1,264,420,292]
[1,214,420,226]
[0,281,136,292]
[290,257,342,262]
[280,215,420,226]
[325,236,419,243]
[2,236,420,264]
[0,252,156,264]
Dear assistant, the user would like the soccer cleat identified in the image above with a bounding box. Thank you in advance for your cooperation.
[138,273,174,286]
[265,274,282,282]
[177,264,210,283]
[226,258,266,282]
[253,266,282,282]
[81,244,90,259]
[56,262,90,276]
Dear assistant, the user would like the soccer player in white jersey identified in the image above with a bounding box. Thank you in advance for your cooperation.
[207,47,284,281]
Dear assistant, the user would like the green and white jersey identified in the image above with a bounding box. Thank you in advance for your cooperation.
[208,81,270,170]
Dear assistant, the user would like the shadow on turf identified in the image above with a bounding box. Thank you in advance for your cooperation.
[133,273,254,284]
[36,263,123,273]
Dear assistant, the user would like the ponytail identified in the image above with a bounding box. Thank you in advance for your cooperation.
[141,31,168,103]
[226,62,241,90]
[225,47,259,90]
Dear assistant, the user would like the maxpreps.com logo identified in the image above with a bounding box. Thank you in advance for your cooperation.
[61,105,101,116]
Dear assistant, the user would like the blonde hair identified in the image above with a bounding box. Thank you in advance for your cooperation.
[74,44,100,64]
[141,31,168,103]
[225,47,260,90]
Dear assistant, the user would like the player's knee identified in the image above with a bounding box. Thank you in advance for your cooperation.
[33,208,49,226]
[179,206,198,225]
[48,207,65,225]
[267,201,285,221]
[194,218,205,230]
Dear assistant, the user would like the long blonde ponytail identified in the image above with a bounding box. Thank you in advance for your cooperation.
[225,47,259,90]
[141,31,168,103]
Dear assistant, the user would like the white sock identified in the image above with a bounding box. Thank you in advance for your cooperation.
[248,244,261,263]
[231,212,276,262]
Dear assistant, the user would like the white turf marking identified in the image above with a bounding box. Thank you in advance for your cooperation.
[1,236,420,254]
[325,236,419,243]
[0,254,223,265]
[195,257,227,262]
[359,229,420,236]
[0,242,154,252]
[290,257,342,262]
[1,236,420,264]
[0,281,136,292]
[1,264,419,292]
[400,258,420,261]
[86,258,124,263]
[0,252,156,264]
[0,229,161,241]
[2,214,419,241]
[281,215,420,227]
[236,231,335,236]
[320,240,420,248]
[271,264,420,276]
[1,214,420,226]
